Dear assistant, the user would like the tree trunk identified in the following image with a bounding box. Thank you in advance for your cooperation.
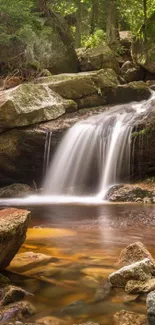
[106,0,119,48]
[75,0,82,48]
[90,0,98,34]
[143,0,147,41]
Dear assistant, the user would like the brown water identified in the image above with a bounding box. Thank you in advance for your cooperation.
[6,203,155,324]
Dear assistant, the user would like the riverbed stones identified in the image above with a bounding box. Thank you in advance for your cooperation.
[125,278,155,294]
[147,290,155,325]
[0,208,30,269]
[108,258,155,287]
[0,84,77,131]
[114,310,148,325]
[117,242,153,266]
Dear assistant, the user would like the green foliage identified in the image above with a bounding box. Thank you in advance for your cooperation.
[83,29,106,48]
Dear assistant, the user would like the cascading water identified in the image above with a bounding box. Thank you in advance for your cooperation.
[44,92,154,199]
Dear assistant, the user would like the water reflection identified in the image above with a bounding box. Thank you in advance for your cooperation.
[5,204,155,324]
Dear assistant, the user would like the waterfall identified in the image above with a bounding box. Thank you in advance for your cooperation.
[43,130,52,176]
[44,93,154,199]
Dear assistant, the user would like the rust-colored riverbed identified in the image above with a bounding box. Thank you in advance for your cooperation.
[6,204,155,324]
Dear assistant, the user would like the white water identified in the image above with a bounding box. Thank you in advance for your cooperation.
[44,93,154,199]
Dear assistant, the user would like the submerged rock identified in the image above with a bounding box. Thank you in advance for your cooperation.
[117,242,153,266]
[76,44,120,73]
[36,316,68,325]
[0,84,77,131]
[108,258,155,287]
[0,285,30,306]
[114,309,148,325]
[0,208,30,269]
[0,300,35,322]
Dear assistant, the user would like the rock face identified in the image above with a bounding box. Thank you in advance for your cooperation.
[108,258,155,287]
[76,44,120,73]
[147,290,155,325]
[117,242,153,266]
[0,208,30,269]
[0,183,32,198]
[114,310,148,325]
[0,84,77,131]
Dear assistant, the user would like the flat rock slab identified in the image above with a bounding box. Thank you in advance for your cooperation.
[114,310,148,325]
[108,258,155,287]
[0,208,30,269]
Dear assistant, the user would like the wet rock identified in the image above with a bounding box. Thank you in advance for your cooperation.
[0,300,35,322]
[93,280,111,302]
[0,184,32,198]
[0,208,30,269]
[117,242,153,266]
[0,84,77,131]
[104,81,151,104]
[125,278,155,294]
[0,285,31,306]
[147,290,155,325]
[114,309,148,325]
[76,44,120,73]
[108,258,155,287]
[9,252,55,273]
[107,184,155,203]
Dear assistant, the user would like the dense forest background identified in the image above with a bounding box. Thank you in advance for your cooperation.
[0,0,155,77]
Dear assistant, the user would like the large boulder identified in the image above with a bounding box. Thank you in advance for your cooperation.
[0,84,76,131]
[0,208,30,269]
[107,184,155,203]
[76,44,120,73]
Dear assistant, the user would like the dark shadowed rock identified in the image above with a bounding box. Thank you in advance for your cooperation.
[0,285,30,306]
[0,300,35,322]
[108,258,155,287]
[147,290,155,325]
[0,208,30,269]
[0,184,32,198]
[117,242,153,266]
[114,310,148,325]
[76,44,120,73]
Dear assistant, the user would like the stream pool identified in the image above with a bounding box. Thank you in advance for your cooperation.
[5,203,155,324]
